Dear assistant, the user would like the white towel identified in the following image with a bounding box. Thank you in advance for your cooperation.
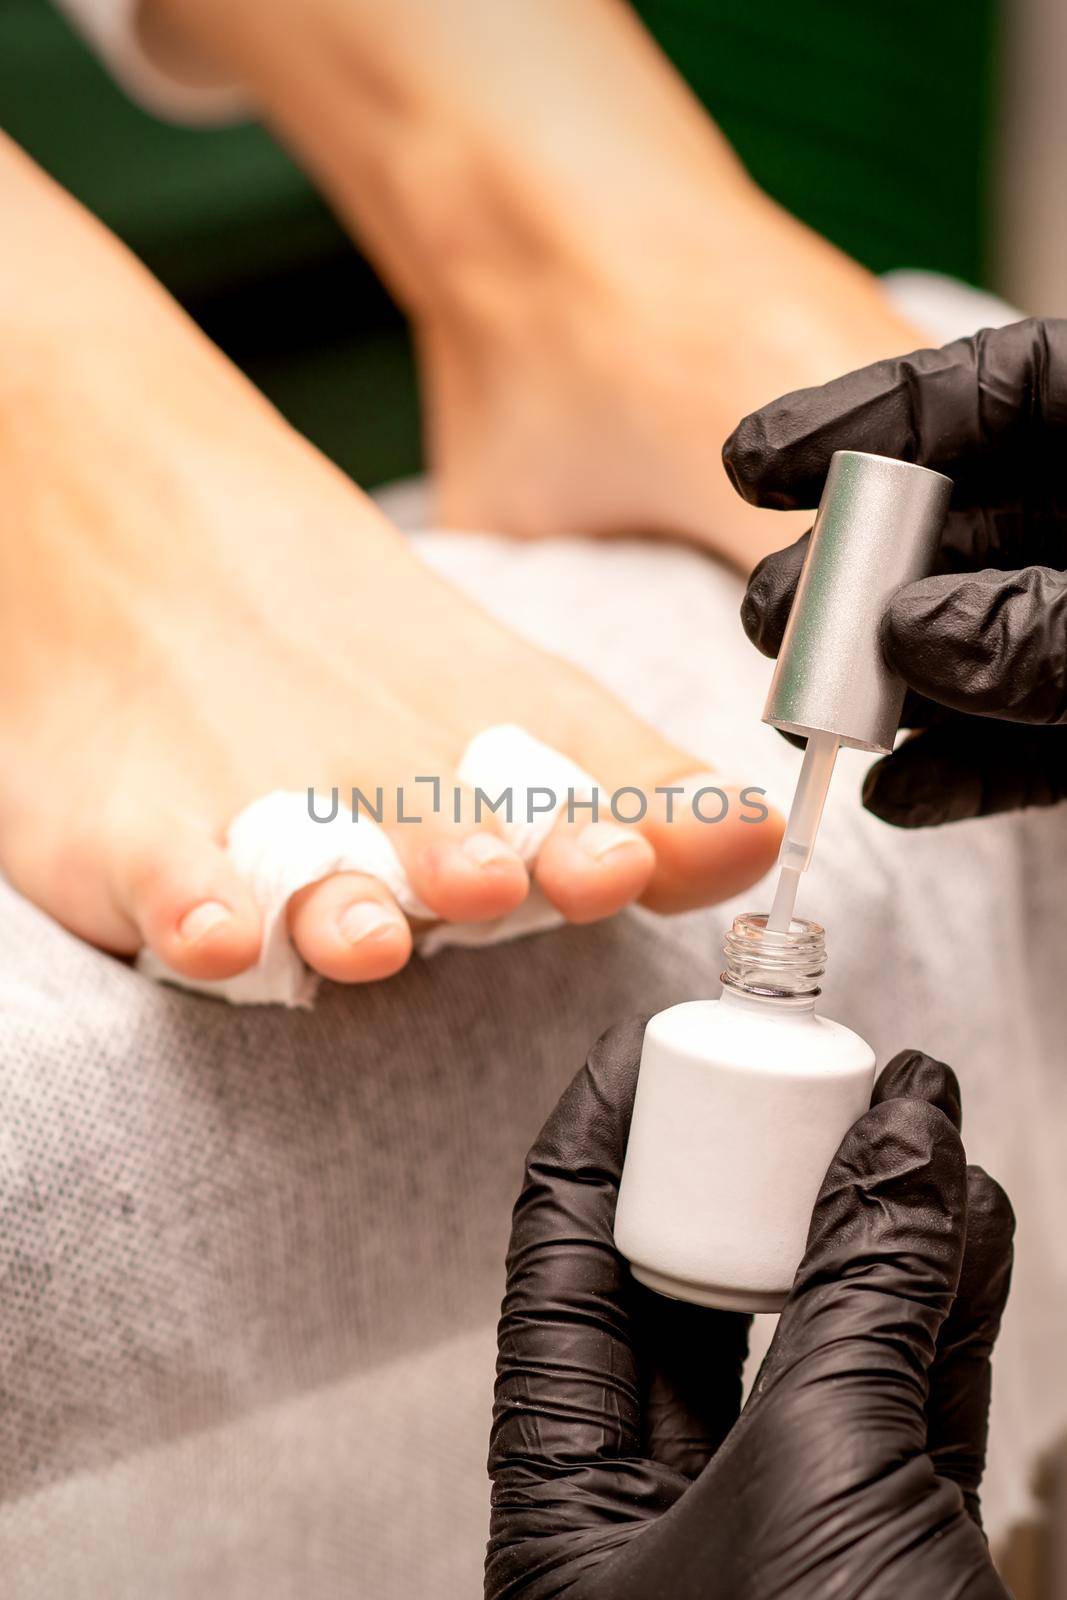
[136,724,598,1006]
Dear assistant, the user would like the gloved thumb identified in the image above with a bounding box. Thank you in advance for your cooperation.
[752,1097,967,1483]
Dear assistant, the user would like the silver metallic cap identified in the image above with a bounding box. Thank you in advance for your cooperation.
[763,450,952,754]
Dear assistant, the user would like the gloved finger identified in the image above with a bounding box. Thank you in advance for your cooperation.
[869,1056,1016,1522]
[871,1047,962,1130]
[937,503,1067,576]
[633,1290,749,1481]
[926,1166,1015,1527]
[862,722,1067,825]
[752,1097,967,1484]
[488,1018,674,1592]
[722,319,1067,511]
[741,532,810,657]
[489,1016,746,1572]
[897,687,958,732]
[883,566,1067,724]
[490,1016,649,1480]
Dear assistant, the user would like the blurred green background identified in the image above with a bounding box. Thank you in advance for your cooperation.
[0,0,998,487]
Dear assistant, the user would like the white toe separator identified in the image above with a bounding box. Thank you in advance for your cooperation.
[136,725,598,1007]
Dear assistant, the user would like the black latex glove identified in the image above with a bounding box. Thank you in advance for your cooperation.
[723,318,1067,825]
[487,1018,1014,1599]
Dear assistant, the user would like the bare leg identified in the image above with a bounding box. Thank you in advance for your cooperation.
[146,0,927,566]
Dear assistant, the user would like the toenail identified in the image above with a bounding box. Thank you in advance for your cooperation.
[461,833,518,869]
[578,824,639,861]
[338,902,402,945]
[178,901,232,943]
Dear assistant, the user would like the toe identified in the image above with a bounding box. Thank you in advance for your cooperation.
[504,670,783,915]
[288,873,412,983]
[637,773,783,913]
[534,815,655,924]
[389,782,530,924]
[112,830,263,980]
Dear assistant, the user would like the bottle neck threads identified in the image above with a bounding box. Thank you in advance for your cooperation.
[720,913,826,1001]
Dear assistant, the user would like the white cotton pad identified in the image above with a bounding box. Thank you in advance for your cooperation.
[136,725,597,1007]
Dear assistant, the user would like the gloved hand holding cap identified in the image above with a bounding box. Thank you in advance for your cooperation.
[725,317,1067,826]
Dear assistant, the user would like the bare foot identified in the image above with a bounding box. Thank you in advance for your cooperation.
[0,180,780,987]
[421,187,929,569]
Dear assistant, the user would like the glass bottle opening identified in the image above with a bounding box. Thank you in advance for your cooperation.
[720,912,826,1000]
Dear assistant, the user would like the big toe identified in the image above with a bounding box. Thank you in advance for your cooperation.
[637,772,783,913]
[514,669,782,915]
[525,710,781,913]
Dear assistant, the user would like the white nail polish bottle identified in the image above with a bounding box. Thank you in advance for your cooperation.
[615,452,953,1314]
[613,913,875,1312]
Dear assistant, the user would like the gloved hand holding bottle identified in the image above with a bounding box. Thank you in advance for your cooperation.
[724,318,1067,826]
[487,1018,1014,1600]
